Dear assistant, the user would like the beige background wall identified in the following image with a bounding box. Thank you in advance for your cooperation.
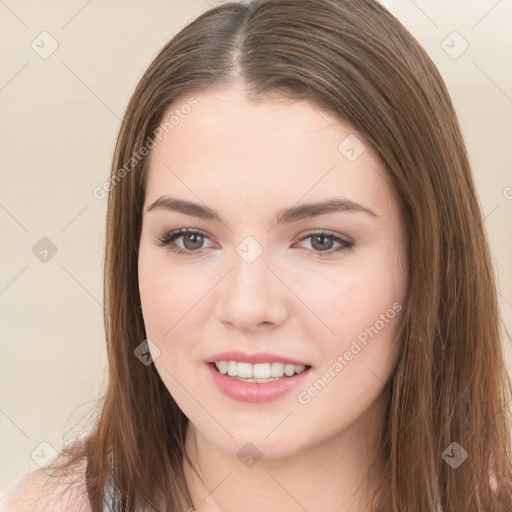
[1,0,511,499]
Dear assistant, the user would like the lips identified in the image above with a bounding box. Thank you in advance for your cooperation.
[206,350,311,366]
[206,362,313,403]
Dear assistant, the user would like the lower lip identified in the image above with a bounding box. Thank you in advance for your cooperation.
[206,363,312,403]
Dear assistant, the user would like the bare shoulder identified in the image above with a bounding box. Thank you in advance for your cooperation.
[0,455,92,512]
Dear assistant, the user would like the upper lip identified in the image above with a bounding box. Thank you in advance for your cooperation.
[207,350,311,367]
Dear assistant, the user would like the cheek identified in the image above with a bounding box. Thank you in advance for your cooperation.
[297,268,404,427]
[138,246,179,340]
[138,245,197,328]
[301,261,405,339]
[137,254,203,392]
[301,254,406,392]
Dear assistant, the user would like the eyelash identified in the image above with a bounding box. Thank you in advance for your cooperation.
[155,228,354,258]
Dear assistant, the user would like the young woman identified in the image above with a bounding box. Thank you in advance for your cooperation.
[4,0,512,511]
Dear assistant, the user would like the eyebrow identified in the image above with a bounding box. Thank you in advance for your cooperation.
[145,195,379,223]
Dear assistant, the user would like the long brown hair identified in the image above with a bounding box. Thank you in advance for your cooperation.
[41,0,512,510]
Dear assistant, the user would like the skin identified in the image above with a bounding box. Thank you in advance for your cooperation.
[138,85,408,512]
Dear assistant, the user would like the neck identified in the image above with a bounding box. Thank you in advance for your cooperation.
[182,391,390,512]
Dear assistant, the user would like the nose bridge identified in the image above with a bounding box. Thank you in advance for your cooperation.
[219,244,287,327]
[232,249,270,294]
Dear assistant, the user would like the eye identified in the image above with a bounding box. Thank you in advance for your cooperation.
[294,230,354,257]
[154,228,354,257]
[155,228,214,256]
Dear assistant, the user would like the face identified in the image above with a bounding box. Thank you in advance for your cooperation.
[138,86,408,460]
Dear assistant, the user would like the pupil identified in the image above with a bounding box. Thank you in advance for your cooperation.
[313,235,332,250]
[185,234,202,249]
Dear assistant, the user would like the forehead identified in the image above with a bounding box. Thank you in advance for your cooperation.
[144,88,394,217]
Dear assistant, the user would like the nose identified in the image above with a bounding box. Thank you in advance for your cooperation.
[218,255,288,330]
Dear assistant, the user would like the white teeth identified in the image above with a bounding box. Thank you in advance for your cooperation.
[230,376,282,383]
[270,362,283,377]
[237,362,253,378]
[252,362,270,379]
[284,364,296,376]
[227,361,238,377]
[214,361,307,379]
